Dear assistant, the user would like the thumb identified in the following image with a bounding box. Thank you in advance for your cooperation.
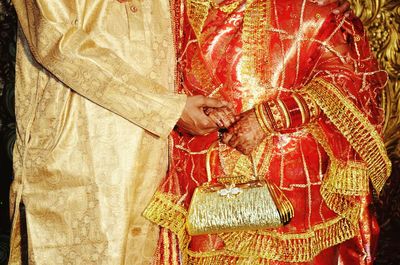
[202,97,228,108]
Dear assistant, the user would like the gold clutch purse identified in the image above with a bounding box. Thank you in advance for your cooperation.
[187,142,294,236]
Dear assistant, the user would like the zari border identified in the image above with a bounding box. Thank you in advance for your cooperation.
[308,124,369,196]
[144,191,358,263]
[325,161,369,196]
[185,0,211,38]
[189,216,356,263]
[303,78,391,194]
[308,124,364,223]
[241,0,271,84]
[143,192,191,263]
[143,192,187,235]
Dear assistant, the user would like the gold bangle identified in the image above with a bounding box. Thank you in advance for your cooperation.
[254,105,271,134]
[268,100,285,130]
[277,98,291,129]
[257,104,274,133]
[292,93,306,124]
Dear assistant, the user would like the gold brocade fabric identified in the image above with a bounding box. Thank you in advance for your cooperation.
[9,0,187,264]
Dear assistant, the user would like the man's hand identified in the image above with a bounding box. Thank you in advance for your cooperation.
[221,109,267,155]
[177,95,230,135]
[204,106,237,129]
[309,0,352,17]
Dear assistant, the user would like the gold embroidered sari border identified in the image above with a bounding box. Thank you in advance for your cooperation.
[303,78,391,195]
[189,216,357,262]
[144,191,358,263]
[143,192,188,235]
[308,124,369,196]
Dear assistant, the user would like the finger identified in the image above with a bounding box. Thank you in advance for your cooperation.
[332,1,350,15]
[202,97,229,108]
[222,131,234,145]
[196,117,219,136]
[221,107,237,125]
[228,131,243,149]
[203,107,212,116]
[208,112,225,128]
[219,112,233,128]
[225,102,236,113]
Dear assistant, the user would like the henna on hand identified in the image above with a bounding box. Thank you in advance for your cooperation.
[222,109,267,155]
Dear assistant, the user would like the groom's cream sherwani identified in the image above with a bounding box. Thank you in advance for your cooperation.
[9,1,186,264]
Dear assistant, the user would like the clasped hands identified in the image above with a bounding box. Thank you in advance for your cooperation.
[177,95,265,155]
[177,0,353,153]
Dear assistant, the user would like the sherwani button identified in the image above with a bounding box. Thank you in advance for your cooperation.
[130,5,138,13]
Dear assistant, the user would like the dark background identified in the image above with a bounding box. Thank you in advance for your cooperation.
[0,0,399,264]
[0,0,16,263]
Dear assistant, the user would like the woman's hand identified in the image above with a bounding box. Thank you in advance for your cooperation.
[204,106,237,129]
[177,95,230,135]
[221,109,267,155]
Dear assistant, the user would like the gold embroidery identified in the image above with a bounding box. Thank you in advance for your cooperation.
[186,0,211,38]
[210,1,240,13]
[308,125,369,196]
[190,216,356,263]
[240,0,272,110]
[308,125,363,223]
[145,191,357,263]
[303,78,391,194]
[143,192,191,263]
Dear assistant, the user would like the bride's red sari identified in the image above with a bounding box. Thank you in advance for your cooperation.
[144,0,390,264]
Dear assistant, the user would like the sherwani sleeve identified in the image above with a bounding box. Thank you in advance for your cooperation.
[12,0,187,138]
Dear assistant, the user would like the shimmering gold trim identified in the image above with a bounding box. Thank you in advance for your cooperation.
[186,0,211,38]
[187,216,356,263]
[143,192,191,263]
[303,78,391,194]
[162,229,170,264]
[145,190,357,263]
[143,192,187,235]
[308,125,369,196]
[292,93,307,124]
[255,104,273,134]
[210,1,240,13]
[241,0,271,86]
[308,125,363,223]
[326,161,369,195]
[257,136,274,179]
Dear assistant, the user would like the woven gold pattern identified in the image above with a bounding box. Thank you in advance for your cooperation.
[303,78,391,194]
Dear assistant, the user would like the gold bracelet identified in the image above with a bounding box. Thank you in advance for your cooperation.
[257,104,275,133]
[292,93,307,124]
[267,99,285,130]
[254,104,272,134]
[277,98,291,129]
